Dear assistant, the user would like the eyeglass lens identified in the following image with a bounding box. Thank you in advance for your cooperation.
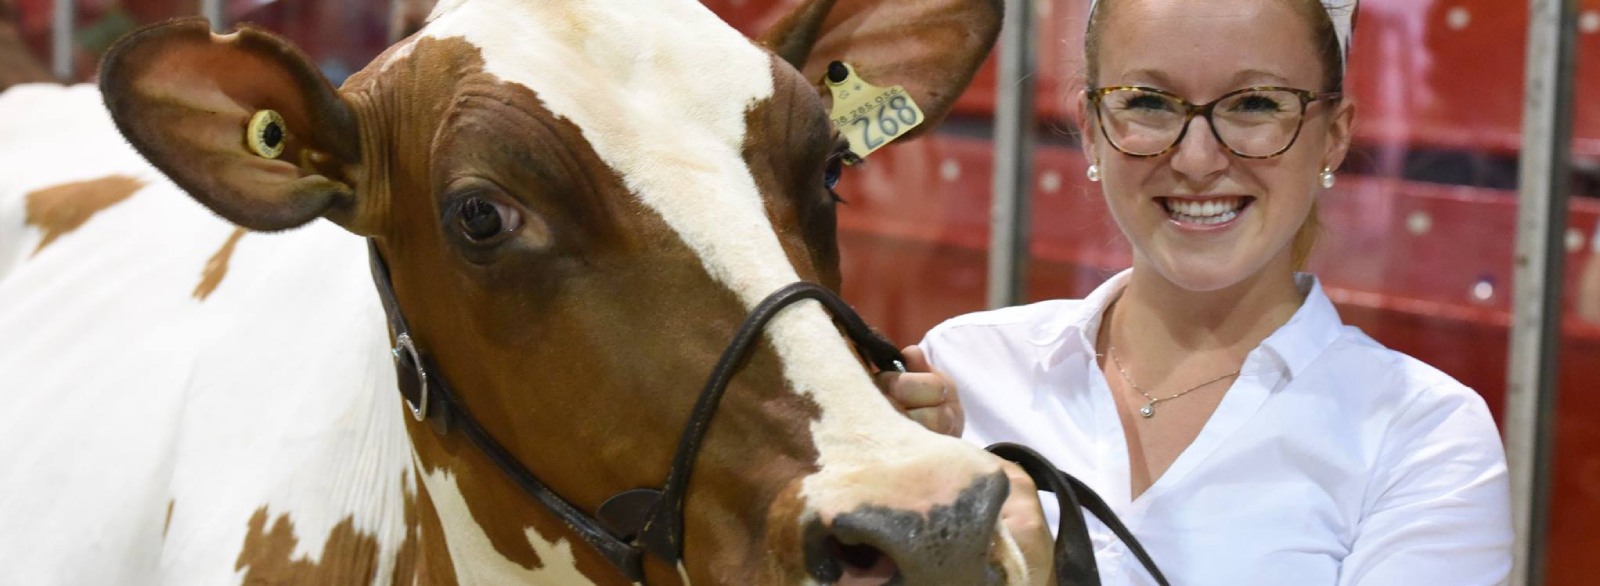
[1098,89,1305,157]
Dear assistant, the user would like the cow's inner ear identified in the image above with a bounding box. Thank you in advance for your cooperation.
[99,19,378,235]
[759,0,1003,142]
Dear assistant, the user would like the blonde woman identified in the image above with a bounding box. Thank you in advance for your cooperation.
[882,0,1514,583]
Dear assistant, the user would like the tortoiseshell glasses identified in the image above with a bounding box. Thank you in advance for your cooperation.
[1087,86,1342,159]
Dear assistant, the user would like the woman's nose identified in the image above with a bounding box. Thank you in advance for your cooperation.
[1169,115,1231,182]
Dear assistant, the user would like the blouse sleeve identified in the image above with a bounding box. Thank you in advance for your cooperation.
[1337,384,1513,586]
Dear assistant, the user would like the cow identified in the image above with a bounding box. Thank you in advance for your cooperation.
[0,0,1033,584]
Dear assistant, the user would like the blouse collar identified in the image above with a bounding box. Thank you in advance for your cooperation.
[1029,270,1345,379]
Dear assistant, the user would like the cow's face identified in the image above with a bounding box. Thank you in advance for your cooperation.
[100,0,1020,583]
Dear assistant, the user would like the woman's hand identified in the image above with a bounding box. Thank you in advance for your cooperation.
[1001,461,1056,586]
[874,346,965,436]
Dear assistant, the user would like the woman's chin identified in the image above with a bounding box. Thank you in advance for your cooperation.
[1143,254,1264,294]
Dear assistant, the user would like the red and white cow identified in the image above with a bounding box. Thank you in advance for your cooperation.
[0,0,1030,583]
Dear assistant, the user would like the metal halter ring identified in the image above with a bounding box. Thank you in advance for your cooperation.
[392,333,430,421]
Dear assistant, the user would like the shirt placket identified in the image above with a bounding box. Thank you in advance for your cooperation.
[1084,353,1140,586]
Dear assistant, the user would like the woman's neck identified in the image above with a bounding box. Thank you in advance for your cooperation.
[1107,257,1306,361]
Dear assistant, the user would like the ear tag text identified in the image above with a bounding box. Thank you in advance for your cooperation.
[246,109,287,159]
[825,61,924,163]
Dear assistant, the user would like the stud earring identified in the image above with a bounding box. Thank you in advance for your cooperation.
[1087,163,1101,183]
[1320,166,1336,189]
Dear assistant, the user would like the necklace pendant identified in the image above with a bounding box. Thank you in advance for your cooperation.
[1139,402,1155,418]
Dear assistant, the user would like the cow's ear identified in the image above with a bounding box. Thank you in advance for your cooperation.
[760,0,1002,139]
[100,19,375,234]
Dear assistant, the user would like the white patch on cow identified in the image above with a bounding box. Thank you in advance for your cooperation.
[0,83,415,585]
[422,0,1003,555]
[416,463,594,585]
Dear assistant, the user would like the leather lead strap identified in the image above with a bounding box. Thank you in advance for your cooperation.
[988,442,1170,586]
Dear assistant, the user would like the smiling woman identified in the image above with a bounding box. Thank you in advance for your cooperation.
[879,0,1515,584]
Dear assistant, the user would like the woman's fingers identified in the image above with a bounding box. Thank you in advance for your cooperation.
[1000,461,1055,585]
[874,346,965,436]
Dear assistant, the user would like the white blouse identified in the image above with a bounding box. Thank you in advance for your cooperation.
[919,270,1512,585]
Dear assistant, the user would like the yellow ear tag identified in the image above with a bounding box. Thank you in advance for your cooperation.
[825,61,925,163]
[246,109,287,159]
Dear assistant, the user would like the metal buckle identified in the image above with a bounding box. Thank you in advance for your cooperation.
[393,333,430,421]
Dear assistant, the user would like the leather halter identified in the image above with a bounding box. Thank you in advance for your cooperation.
[366,240,1166,584]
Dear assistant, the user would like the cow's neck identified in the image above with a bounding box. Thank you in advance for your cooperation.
[401,434,648,585]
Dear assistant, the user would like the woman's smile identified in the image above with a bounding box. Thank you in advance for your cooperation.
[1156,195,1256,231]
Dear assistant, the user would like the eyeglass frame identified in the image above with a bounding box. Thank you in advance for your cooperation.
[1085,85,1343,160]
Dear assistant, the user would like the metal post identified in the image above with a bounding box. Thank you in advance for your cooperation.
[988,0,1037,309]
[1506,0,1579,584]
[50,0,72,80]
[201,0,224,31]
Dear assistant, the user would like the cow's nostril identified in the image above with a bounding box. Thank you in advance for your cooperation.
[826,536,900,584]
[805,524,904,585]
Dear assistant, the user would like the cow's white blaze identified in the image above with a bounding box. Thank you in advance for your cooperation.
[422,0,1002,529]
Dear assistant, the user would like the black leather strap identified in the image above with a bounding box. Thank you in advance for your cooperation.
[368,243,646,579]
[635,281,907,562]
[988,442,1170,586]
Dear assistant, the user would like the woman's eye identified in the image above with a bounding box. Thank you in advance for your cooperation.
[458,196,522,242]
[1231,95,1285,113]
[1123,95,1174,112]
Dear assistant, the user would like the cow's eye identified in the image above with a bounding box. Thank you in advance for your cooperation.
[823,154,844,190]
[458,196,522,242]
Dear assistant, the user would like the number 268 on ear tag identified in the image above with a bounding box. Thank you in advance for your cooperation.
[825,61,924,163]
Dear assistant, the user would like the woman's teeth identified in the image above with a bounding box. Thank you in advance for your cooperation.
[1164,197,1246,225]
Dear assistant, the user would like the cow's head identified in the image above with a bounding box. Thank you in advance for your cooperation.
[100,0,1017,583]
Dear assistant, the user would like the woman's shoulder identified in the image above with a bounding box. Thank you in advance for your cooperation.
[1311,326,1499,442]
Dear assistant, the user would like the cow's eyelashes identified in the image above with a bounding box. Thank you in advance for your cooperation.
[824,145,854,205]
[452,192,523,244]
[823,155,843,191]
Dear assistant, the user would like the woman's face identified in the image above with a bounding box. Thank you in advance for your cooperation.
[1085,0,1354,292]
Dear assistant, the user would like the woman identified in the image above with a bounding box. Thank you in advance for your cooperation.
[882,0,1513,583]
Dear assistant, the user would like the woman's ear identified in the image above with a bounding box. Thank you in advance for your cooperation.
[1323,98,1357,172]
[1077,89,1102,164]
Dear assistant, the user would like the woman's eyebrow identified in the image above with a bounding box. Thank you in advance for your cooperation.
[1109,68,1295,90]
[1226,68,1293,87]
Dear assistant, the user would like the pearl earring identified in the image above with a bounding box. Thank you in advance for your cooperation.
[1087,163,1101,183]
[1320,166,1336,189]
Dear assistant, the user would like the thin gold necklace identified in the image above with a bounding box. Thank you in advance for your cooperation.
[1106,343,1242,419]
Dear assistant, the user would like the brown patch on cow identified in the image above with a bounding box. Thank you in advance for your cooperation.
[235,506,380,585]
[164,500,175,538]
[194,227,247,301]
[391,472,422,586]
[24,175,145,255]
[409,472,460,586]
